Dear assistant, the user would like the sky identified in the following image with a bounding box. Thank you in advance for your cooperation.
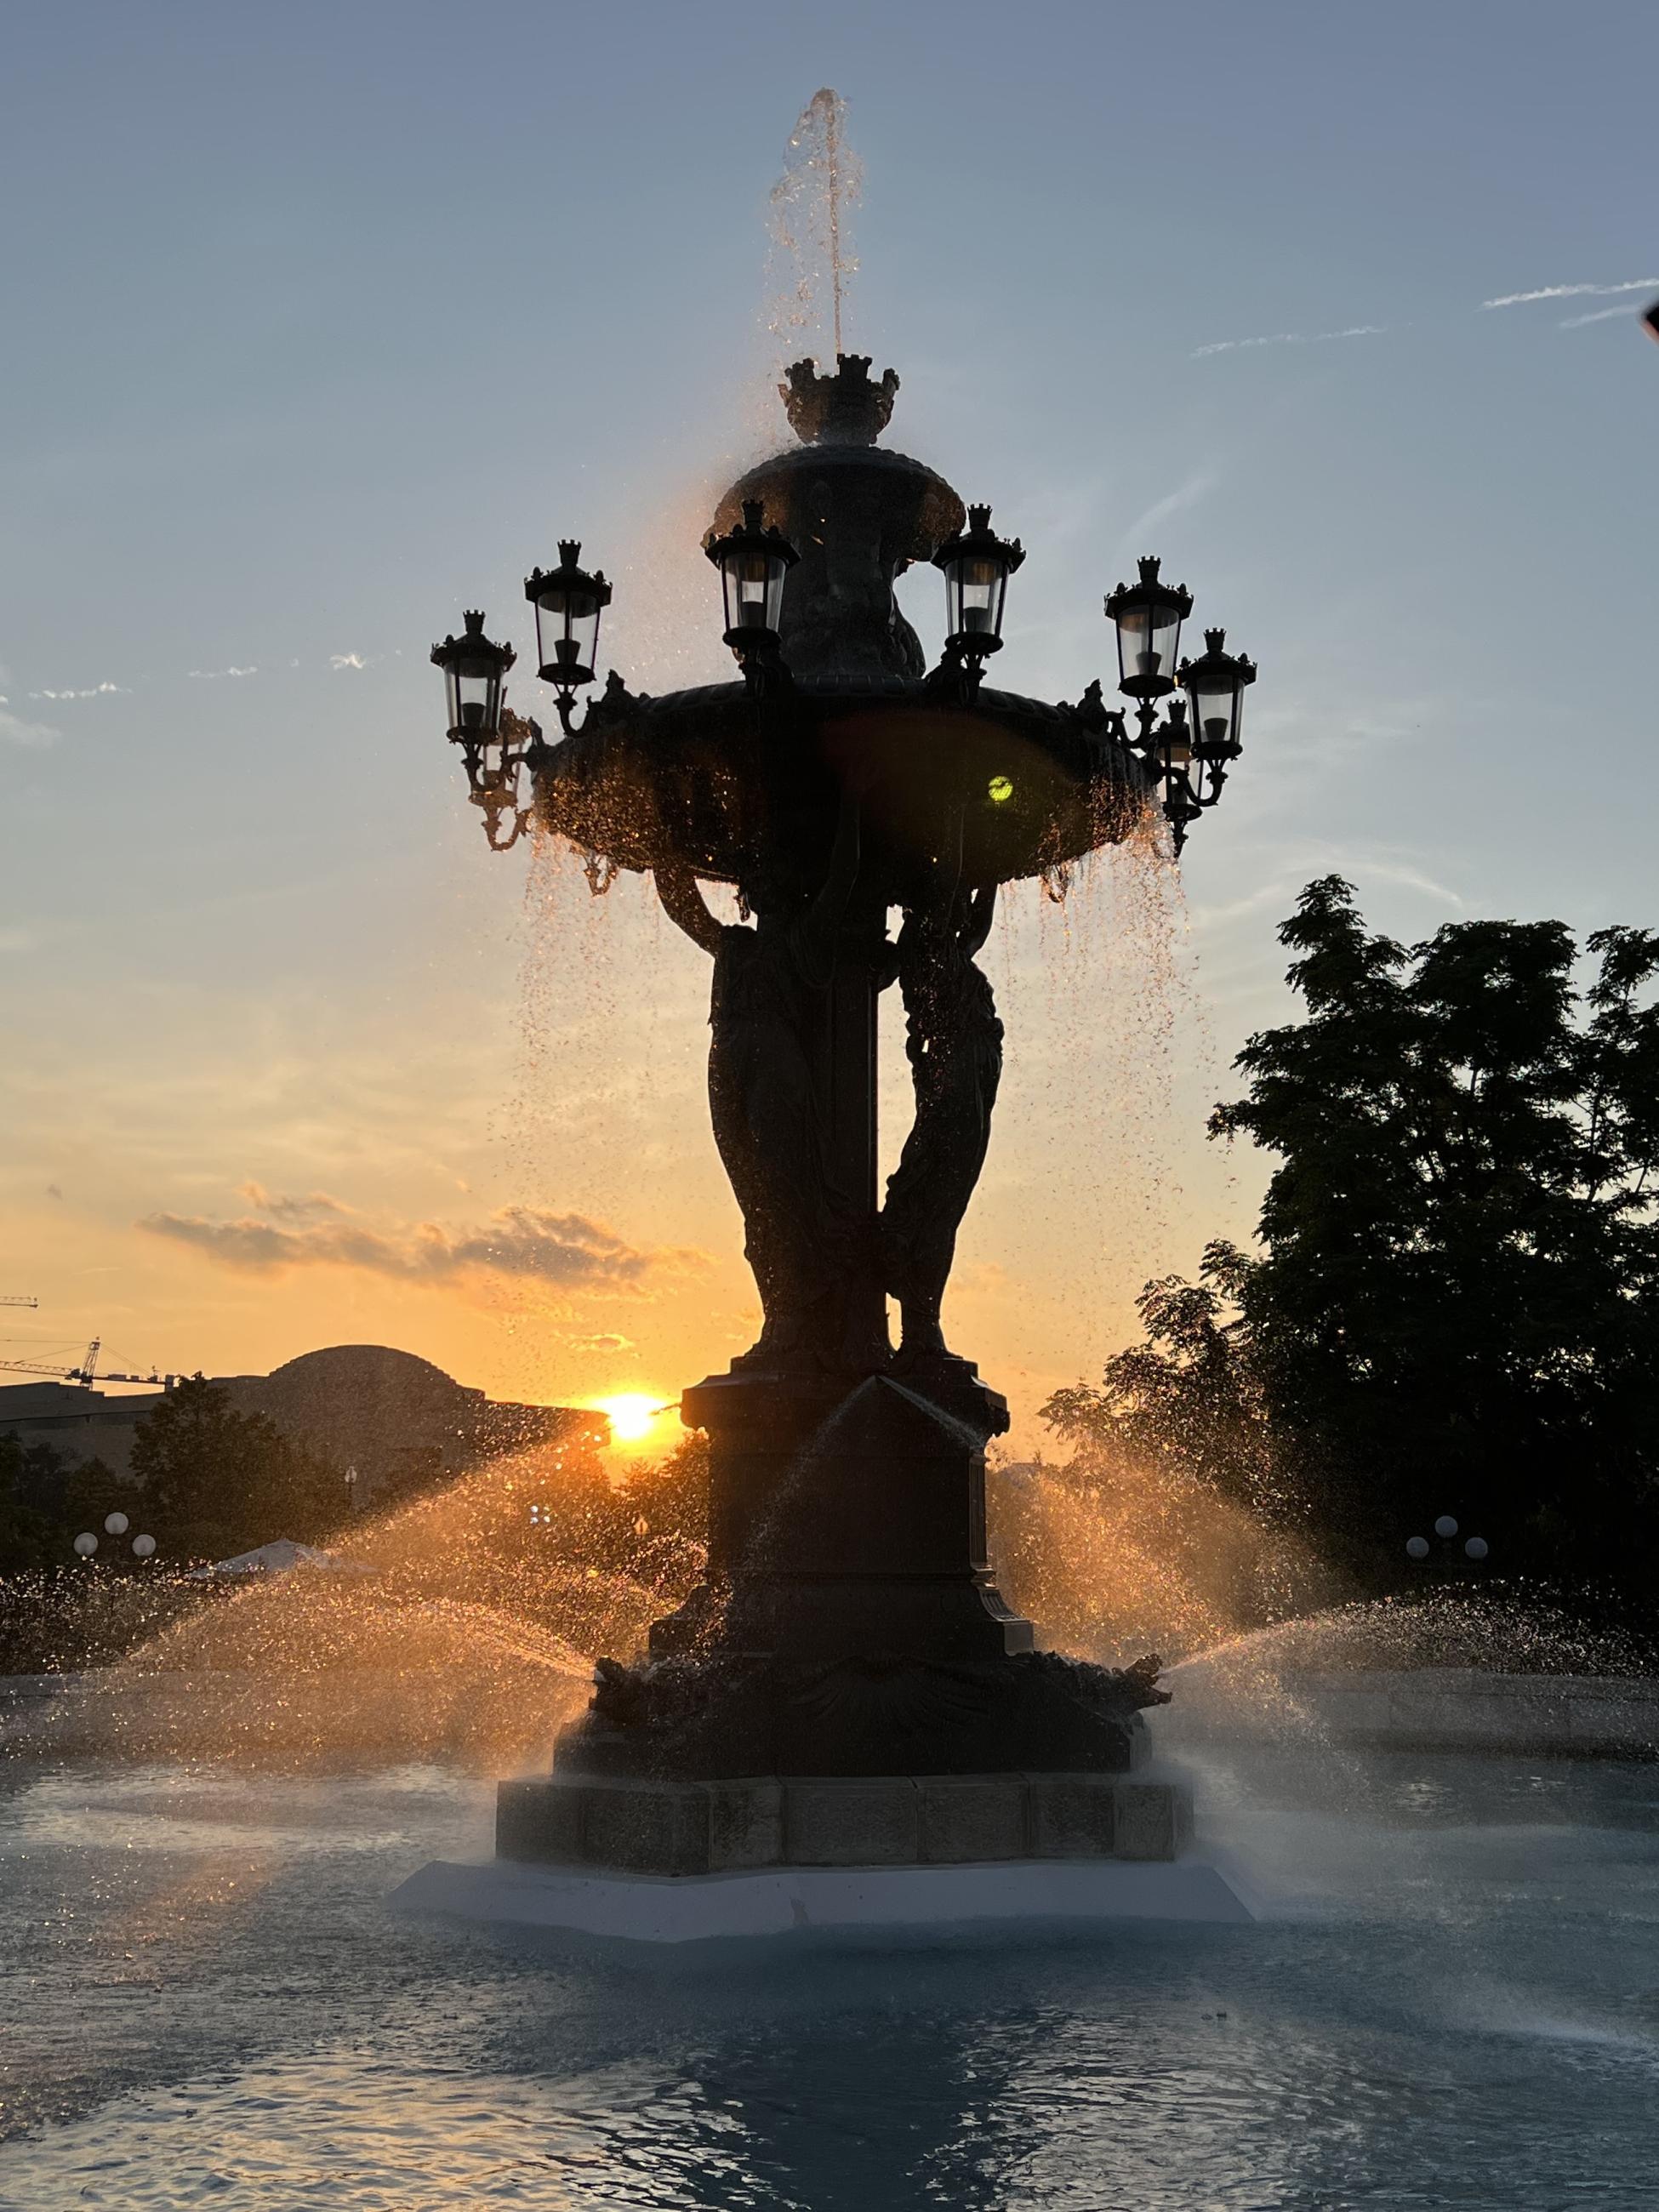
[2,0,1656,1452]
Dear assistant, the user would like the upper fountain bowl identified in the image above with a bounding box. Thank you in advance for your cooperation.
[527,356,1159,892]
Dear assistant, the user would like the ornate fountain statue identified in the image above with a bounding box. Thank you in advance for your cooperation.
[431,354,1257,1879]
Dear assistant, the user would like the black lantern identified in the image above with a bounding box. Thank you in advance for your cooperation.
[1179,628,1257,761]
[1157,696,1194,773]
[932,504,1024,658]
[1104,556,1193,699]
[704,500,798,656]
[431,609,515,743]
[525,542,612,693]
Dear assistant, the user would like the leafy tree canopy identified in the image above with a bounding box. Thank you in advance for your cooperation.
[128,1376,345,1561]
[1051,879,1659,1595]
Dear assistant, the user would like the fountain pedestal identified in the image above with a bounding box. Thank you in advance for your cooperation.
[544,1369,1155,1789]
[489,1369,1180,1895]
[654,1368,1026,1665]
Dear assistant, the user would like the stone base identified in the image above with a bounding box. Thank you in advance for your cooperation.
[391,1852,1256,1944]
[497,1770,1192,1877]
[559,1651,1158,1782]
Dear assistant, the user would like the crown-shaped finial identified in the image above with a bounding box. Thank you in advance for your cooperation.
[558,540,582,568]
[779,354,900,446]
[967,504,993,534]
[1205,627,1227,653]
[463,608,485,635]
[1137,556,1162,584]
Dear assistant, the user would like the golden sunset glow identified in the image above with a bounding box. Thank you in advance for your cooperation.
[590,1393,672,1446]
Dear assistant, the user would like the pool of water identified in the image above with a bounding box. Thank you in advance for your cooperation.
[2,1745,1656,2209]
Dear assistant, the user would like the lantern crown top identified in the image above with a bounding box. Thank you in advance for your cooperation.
[430,610,515,670]
[1177,629,1258,698]
[703,501,801,569]
[779,353,900,446]
[1105,558,1194,620]
[1183,626,1257,677]
[525,543,613,607]
[931,503,1026,575]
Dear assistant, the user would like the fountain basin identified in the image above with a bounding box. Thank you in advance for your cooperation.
[9,1749,1659,2204]
[1161,1668,1659,1759]
[391,1850,1257,1944]
[530,677,1152,894]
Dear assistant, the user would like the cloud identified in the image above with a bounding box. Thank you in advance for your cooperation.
[0,707,60,750]
[138,1196,706,1297]
[1191,324,1388,360]
[27,682,128,701]
[329,653,368,671]
[235,1182,354,1220]
[188,666,259,680]
[565,1331,635,1354]
[0,926,37,952]
[1480,278,1659,311]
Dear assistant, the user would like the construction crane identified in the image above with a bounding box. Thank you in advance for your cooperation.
[0,1337,102,1387]
[1,1296,38,1308]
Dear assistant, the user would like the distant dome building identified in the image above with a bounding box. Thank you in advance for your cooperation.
[1,1345,605,1505]
[220,1345,605,1506]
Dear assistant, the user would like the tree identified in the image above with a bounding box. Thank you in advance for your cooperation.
[1042,1240,1274,1517]
[1209,879,1659,1583]
[128,1376,345,1560]
[0,1433,59,1572]
[1033,1243,1318,1642]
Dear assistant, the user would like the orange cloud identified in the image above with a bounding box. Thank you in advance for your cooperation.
[138,1194,706,1299]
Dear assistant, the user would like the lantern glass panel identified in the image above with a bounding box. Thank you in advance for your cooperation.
[949,554,1006,643]
[535,585,601,681]
[1187,671,1242,750]
[1115,601,1183,689]
[727,549,778,632]
[448,652,502,735]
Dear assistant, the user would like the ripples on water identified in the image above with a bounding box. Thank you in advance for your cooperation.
[3,1749,1656,2209]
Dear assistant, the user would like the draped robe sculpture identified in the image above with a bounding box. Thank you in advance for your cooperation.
[882,875,1002,1356]
[657,792,1004,1371]
[655,793,870,1364]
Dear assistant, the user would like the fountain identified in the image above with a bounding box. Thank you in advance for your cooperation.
[408,343,1261,1939]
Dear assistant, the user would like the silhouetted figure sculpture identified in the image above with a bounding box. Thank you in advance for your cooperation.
[881,850,1002,1358]
[655,794,868,1365]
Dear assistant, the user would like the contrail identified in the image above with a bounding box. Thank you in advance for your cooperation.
[1481,279,1659,310]
[1559,303,1642,330]
[1191,324,1387,360]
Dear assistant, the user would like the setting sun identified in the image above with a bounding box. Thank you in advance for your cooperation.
[590,1393,671,1446]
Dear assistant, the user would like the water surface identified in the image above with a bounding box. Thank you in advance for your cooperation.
[2,1748,1656,2209]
